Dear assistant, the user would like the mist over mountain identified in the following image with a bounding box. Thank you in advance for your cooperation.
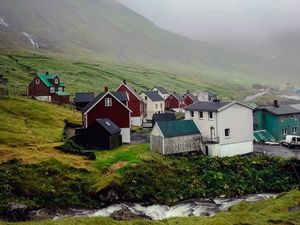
[0,0,298,84]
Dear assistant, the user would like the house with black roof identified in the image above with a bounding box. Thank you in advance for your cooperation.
[185,100,253,157]
[74,92,95,110]
[152,86,169,100]
[140,91,165,121]
[152,112,177,127]
[76,118,122,149]
[254,100,300,141]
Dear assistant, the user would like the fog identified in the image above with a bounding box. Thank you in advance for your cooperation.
[120,0,300,51]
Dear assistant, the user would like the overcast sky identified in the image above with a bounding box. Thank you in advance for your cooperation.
[120,0,300,42]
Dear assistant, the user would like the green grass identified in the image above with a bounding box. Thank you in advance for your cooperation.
[0,53,253,100]
[0,96,81,147]
[4,190,300,225]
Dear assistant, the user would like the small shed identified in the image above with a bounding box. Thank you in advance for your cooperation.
[51,91,70,104]
[152,113,176,127]
[151,120,201,155]
[80,118,122,149]
[74,92,95,110]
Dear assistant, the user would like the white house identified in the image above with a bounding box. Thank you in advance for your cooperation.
[140,91,165,121]
[152,86,169,100]
[185,100,253,157]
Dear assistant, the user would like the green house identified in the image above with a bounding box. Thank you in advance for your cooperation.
[254,101,300,141]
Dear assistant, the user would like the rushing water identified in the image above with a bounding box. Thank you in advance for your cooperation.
[52,193,277,221]
[22,32,39,48]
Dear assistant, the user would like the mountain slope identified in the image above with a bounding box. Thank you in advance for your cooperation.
[0,0,295,84]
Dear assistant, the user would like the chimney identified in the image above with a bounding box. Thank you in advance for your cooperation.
[187,90,190,94]
[45,71,49,75]
[123,80,127,85]
[274,100,279,108]
[104,87,108,92]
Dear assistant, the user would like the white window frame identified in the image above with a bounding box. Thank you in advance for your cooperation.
[292,127,298,134]
[282,128,287,135]
[50,87,55,93]
[58,87,63,92]
[35,79,40,85]
[105,98,112,107]
[54,78,59,84]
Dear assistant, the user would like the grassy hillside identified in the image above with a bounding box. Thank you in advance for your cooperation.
[0,0,296,84]
[0,53,252,99]
[4,190,300,225]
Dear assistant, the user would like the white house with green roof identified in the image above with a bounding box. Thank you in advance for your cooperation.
[150,120,202,155]
[28,72,70,103]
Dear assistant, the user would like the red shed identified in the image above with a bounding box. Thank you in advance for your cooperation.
[165,92,186,112]
[183,91,199,106]
[116,80,144,126]
[81,91,132,143]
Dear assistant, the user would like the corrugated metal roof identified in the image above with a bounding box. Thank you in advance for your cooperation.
[172,92,184,101]
[185,101,231,112]
[111,91,128,102]
[75,92,95,103]
[37,73,65,87]
[186,93,198,102]
[143,91,164,101]
[254,130,275,142]
[157,120,201,138]
[96,118,121,134]
[55,91,70,96]
[81,92,106,114]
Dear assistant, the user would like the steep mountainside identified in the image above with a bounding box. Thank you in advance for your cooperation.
[0,0,292,84]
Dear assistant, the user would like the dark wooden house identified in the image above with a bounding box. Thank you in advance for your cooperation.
[183,91,199,106]
[165,92,186,112]
[74,92,95,110]
[152,112,177,127]
[79,118,122,149]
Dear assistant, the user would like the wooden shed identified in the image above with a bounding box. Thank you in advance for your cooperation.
[150,120,202,155]
[80,118,122,149]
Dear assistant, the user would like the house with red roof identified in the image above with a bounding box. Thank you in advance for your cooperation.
[165,92,186,112]
[27,72,70,104]
[116,80,145,126]
[81,88,132,143]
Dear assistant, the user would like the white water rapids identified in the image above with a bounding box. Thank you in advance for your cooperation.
[53,193,276,221]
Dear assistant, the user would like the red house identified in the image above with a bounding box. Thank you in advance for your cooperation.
[81,89,132,143]
[183,91,199,106]
[165,92,186,112]
[116,80,144,126]
[27,72,70,104]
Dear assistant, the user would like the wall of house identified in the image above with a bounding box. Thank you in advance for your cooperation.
[165,95,179,109]
[120,128,131,143]
[51,94,70,104]
[150,135,164,154]
[28,77,50,96]
[140,93,165,121]
[183,95,194,106]
[152,87,169,100]
[217,104,253,145]
[253,110,264,131]
[131,116,143,127]
[86,93,130,129]
[185,110,218,140]
[117,84,142,117]
[219,141,253,157]
[263,112,280,140]
[164,134,202,155]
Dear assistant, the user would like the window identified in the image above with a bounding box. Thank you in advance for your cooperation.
[280,116,284,122]
[209,112,213,120]
[54,79,59,84]
[190,111,194,118]
[35,79,40,85]
[50,87,55,93]
[58,87,63,92]
[225,128,230,138]
[199,111,203,119]
[105,98,112,107]
[155,104,158,109]
[145,96,147,100]
[292,127,298,134]
[160,103,163,108]
[282,128,287,135]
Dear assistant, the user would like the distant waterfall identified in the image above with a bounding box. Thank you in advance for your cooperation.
[22,32,39,48]
[0,17,9,27]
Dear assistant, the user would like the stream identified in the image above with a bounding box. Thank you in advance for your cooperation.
[46,193,277,221]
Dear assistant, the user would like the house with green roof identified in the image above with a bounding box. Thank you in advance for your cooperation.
[254,100,300,141]
[27,72,70,104]
[150,120,202,155]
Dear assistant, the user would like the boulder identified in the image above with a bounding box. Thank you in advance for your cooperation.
[110,207,151,220]
[3,203,29,222]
